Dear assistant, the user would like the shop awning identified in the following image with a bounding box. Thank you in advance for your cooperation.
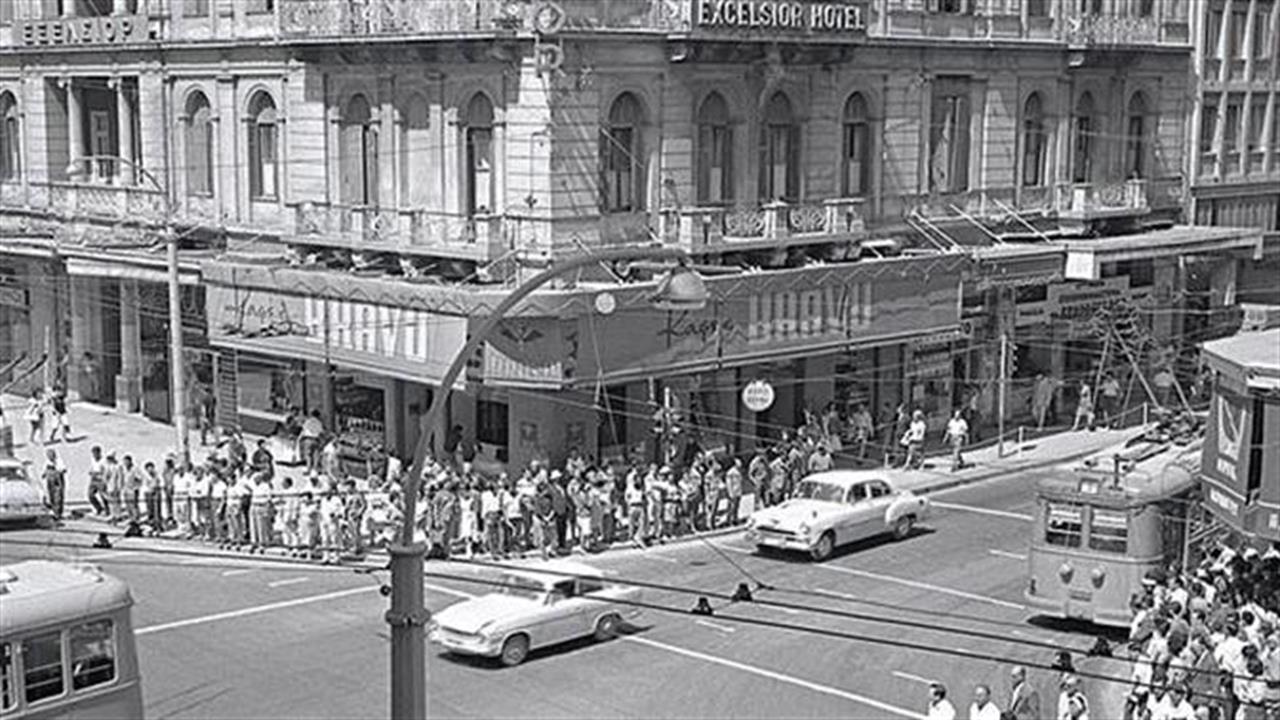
[65,256,202,285]
[210,334,467,391]
[1063,225,1264,281]
[1202,328,1280,392]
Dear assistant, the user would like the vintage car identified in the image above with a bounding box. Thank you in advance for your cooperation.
[428,560,643,667]
[0,457,53,526]
[745,470,930,561]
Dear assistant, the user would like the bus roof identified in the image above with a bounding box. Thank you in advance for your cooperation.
[1037,436,1202,507]
[0,561,132,636]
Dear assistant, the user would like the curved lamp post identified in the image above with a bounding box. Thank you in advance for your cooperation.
[66,156,189,463]
[389,245,708,720]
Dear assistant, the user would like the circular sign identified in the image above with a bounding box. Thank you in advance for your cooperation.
[532,1,566,35]
[593,292,617,315]
[741,379,775,413]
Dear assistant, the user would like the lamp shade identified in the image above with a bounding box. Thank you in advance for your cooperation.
[649,267,708,312]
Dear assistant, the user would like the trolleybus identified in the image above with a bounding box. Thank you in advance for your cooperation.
[1025,425,1203,626]
[0,561,142,719]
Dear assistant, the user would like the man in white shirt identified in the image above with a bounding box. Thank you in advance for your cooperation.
[968,684,1001,720]
[1149,684,1196,720]
[927,683,956,720]
[946,410,969,472]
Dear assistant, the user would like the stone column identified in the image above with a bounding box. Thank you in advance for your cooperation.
[113,78,134,185]
[65,79,83,176]
[68,276,95,402]
[115,279,143,413]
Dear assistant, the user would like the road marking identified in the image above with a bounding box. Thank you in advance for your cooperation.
[817,565,1027,611]
[813,588,860,602]
[695,619,737,634]
[932,501,1032,522]
[78,550,141,561]
[623,636,924,719]
[642,554,681,564]
[988,549,1028,561]
[425,583,477,600]
[892,670,936,685]
[135,586,378,636]
[221,569,253,577]
[268,577,310,588]
[180,557,212,565]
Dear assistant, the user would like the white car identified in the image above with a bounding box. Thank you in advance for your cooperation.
[429,560,643,667]
[745,471,930,561]
[0,458,52,526]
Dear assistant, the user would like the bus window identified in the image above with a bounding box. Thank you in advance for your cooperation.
[22,632,64,704]
[2,644,14,712]
[70,620,116,690]
[1046,503,1083,547]
[1089,508,1129,553]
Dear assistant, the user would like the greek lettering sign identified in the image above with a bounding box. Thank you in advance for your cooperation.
[695,0,866,33]
[16,16,150,46]
[741,379,776,412]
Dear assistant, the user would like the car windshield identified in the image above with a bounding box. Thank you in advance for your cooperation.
[793,480,846,503]
[0,466,26,483]
[495,573,546,601]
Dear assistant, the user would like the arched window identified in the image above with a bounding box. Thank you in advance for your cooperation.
[758,91,799,202]
[341,94,378,206]
[696,92,732,205]
[601,92,645,212]
[842,93,871,197]
[247,92,277,200]
[463,93,494,215]
[0,92,19,182]
[399,93,430,207]
[1072,92,1096,184]
[1125,92,1150,179]
[184,91,213,197]
[1021,93,1048,188]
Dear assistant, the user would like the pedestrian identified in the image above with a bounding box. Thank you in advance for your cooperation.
[1099,373,1122,428]
[210,469,228,542]
[249,473,274,552]
[86,445,108,516]
[226,471,249,547]
[1057,675,1088,720]
[549,470,569,551]
[1153,365,1176,409]
[534,478,557,561]
[342,478,367,557]
[298,490,319,558]
[725,458,744,526]
[173,461,194,537]
[968,684,1000,720]
[499,475,520,557]
[142,460,163,532]
[480,479,503,559]
[748,449,770,508]
[42,448,65,520]
[625,470,647,549]
[197,384,216,447]
[122,455,143,525]
[455,479,477,557]
[24,390,44,447]
[903,410,927,470]
[890,403,910,467]
[927,682,957,720]
[161,455,177,528]
[190,465,210,539]
[104,452,124,522]
[252,438,275,481]
[1007,666,1041,720]
[851,403,874,462]
[768,451,788,506]
[946,409,970,473]
[319,488,343,563]
[47,384,70,443]
[807,443,834,474]
[1073,382,1095,431]
[300,410,324,470]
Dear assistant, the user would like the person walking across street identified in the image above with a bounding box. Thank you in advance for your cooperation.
[42,448,65,520]
[141,460,163,532]
[1007,666,1041,720]
[967,684,1000,720]
[104,452,125,522]
[86,445,108,517]
[24,390,44,447]
[946,409,969,473]
[47,385,70,444]
[1072,381,1095,431]
[851,403,874,462]
[122,455,144,525]
[1099,373,1122,428]
[902,410,927,470]
[927,683,957,720]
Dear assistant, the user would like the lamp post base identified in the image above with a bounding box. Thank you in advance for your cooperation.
[387,542,429,720]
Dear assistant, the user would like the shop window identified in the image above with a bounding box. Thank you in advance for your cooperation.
[928,0,970,13]
[1045,503,1083,547]
[184,91,213,197]
[399,93,431,208]
[695,92,733,205]
[247,91,278,201]
[1015,284,1048,304]
[1207,10,1225,58]
[1253,3,1273,58]
[1026,0,1048,17]
[930,78,970,194]
[1072,92,1096,184]
[842,93,872,197]
[341,94,378,207]
[237,357,302,416]
[1,644,13,712]
[464,93,494,215]
[1224,95,1243,154]
[1248,397,1266,497]
[1230,10,1248,58]
[758,91,800,202]
[601,92,646,212]
[1125,92,1149,179]
[22,632,63,704]
[183,0,209,16]
[1088,509,1128,553]
[1200,95,1219,156]
[0,92,18,182]
[476,399,508,447]
[1247,98,1266,157]
[1021,93,1048,188]
[69,620,115,691]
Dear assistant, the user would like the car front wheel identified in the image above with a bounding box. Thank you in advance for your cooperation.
[500,634,530,667]
[809,531,835,562]
[892,515,915,540]
[594,613,621,642]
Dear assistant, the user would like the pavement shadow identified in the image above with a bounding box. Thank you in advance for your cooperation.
[431,623,652,670]
[751,525,937,563]
[1026,615,1130,643]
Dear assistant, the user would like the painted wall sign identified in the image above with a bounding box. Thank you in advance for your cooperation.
[16,15,149,46]
[741,379,776,412]
[695,0,866,32]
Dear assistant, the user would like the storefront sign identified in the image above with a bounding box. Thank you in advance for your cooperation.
[1016,277,1139,327]
[0,285,26,309]
[1203,391,1249,485]
[16,15,149,46]
[741,379,776,412]
[695,0,866,32]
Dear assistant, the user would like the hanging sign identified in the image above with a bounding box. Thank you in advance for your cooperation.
[742,379,776,413]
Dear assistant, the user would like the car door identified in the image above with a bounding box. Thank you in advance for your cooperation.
[864,480,896,536]
[840,483,878,543]
[540,579,590,645]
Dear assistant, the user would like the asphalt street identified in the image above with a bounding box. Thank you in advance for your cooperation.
[0,468,1114,719]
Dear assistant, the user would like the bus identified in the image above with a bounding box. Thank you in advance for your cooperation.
[0,561,142,719]
[1025,425,1203,627]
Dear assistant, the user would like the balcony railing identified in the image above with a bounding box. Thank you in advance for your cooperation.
[1054,179,1148,217]
[277,0,499,38]
[291,202,508,261]
[12,181,169,222]
[1057,15,1160,46]
[659,197,867,249]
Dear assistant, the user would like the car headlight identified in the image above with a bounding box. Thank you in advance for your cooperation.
[797,522,812,538]
[745,517,757,530]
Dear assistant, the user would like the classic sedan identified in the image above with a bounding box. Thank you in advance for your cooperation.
[0,458,53,526]
[429,560,643,667]
[745,471,930,561]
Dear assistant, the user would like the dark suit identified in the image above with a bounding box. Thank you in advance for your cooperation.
[1007,682,1042,720]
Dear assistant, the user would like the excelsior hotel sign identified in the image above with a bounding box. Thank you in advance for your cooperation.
[695,0,867,32]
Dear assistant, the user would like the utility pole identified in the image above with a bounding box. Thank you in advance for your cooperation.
[168,222,189,462]
[997,331,1008,458]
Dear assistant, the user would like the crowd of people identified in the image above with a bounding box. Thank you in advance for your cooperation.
[924,666,1094,720]
[1121,543,1280,719]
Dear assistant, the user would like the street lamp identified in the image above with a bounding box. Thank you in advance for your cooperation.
[389,245,707,720]
[66,156,189,463]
